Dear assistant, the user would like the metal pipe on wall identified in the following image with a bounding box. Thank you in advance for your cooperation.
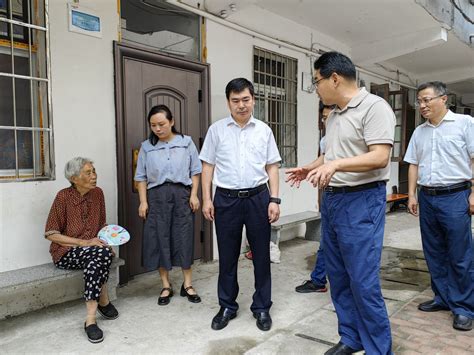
[165,0,417,90]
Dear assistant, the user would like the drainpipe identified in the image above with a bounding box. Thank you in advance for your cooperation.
[166,0,316,56]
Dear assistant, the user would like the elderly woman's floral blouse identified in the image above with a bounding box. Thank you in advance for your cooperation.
[45,186,106,263]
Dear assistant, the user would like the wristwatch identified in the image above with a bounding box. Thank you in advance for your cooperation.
[269,197,281,204]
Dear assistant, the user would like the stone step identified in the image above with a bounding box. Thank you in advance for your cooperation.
[0,258,124,320]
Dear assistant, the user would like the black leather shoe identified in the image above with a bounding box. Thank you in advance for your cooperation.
[84,322,104,343]
[211,307,237,330]
[324,342,358,355]
[418,299,449,312]
[253,311,272,331]
[453,314,472,331]
[180,284,202,303]
[158,286,173,306]
[295,280,328,293]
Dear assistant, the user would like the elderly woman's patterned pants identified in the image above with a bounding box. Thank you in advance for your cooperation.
[55,246,113,301]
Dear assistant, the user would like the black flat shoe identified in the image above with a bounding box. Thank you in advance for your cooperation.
[453,314,472,331]
[418,299,449,312]
[253,311,272,331]
[84,322,104,343]
[158,286,173,306]
[324,342,358,355]
[97,302,119,320]
[211,307,237,330]
[180,284,201,303]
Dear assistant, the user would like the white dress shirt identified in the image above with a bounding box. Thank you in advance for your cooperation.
[199,116,281,189]
[404,110,474,187]
[320,136,326,155]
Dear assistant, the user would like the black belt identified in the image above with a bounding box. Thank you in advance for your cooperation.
[323,181,386,194]
[420,181,471,196]
[217,184,267,198]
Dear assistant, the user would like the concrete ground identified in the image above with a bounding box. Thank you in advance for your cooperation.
[0,211,469,354]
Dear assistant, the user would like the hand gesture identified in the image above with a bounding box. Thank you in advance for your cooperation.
[285,166,310,188]
[189,194,200,212]
[202,199,215,221]
[306,162,336,188]
[268,202,280,223]
[83,237,107,247]
[138,202,148,219]
[407,195,418,216]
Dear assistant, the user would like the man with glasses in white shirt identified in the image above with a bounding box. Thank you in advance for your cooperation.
[200,78,281,332]
[404,81,474,331]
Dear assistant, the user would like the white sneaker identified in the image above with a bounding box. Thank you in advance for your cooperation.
[270,241,281,263]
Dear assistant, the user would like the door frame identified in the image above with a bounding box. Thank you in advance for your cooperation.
[113,41,212,284]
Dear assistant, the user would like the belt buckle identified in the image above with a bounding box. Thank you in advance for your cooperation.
[238,190,249,198]
[324,186,334,193]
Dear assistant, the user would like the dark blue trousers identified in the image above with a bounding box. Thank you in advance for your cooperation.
[418,189,474,318]
[214,188,272,313]
[310,243,327,286]
[322,184,392,354]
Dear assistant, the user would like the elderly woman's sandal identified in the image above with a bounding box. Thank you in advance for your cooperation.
[84,322,104,343]
[158,286,173,306]
[97,302,119,320]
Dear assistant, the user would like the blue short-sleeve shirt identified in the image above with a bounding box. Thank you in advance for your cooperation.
[134,134,202,189]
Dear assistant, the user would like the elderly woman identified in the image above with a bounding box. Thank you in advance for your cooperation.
[45,157,118,343]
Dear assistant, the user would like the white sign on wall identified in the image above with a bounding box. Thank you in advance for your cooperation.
[68,3,102,38]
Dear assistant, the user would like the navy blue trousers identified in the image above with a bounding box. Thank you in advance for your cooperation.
[322,184,392,354]
[214,188,272,313]
[310,242,327,286]
[418,188,474,318]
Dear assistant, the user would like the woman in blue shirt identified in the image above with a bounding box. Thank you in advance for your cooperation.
[134,105,202,306]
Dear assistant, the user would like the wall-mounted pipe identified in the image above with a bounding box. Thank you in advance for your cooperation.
[165,0,417,89]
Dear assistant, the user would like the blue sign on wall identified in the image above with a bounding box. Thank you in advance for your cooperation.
[71,9,101,32]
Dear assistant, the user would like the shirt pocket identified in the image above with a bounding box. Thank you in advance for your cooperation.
[439,135,465,156]
[247,139,267,164]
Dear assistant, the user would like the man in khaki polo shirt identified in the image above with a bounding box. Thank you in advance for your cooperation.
[287,52,395,355]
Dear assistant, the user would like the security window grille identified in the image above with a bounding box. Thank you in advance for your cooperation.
[0,0,53,181]
[253,47,297,167]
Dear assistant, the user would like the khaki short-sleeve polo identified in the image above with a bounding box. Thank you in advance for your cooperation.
[324,88,395,187]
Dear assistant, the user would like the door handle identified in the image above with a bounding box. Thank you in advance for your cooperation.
[132,148,139,193]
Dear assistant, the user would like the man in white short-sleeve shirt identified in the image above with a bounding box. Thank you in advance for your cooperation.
[404,81,474,331]
[200,78,281,332]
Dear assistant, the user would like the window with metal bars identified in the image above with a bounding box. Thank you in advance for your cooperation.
[253,47,297,167]
[0,0,53,181]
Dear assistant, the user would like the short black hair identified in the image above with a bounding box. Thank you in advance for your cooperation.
[417,81,447,96]
[225,78,255,99]
[314,52,356,81]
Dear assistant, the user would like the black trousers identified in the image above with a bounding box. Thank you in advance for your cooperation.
[214,187,272,313]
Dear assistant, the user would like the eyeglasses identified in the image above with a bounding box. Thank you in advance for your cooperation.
[415,95,444,107]
[312,77,328,88]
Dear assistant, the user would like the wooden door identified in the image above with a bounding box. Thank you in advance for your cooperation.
[114,42,212,283]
